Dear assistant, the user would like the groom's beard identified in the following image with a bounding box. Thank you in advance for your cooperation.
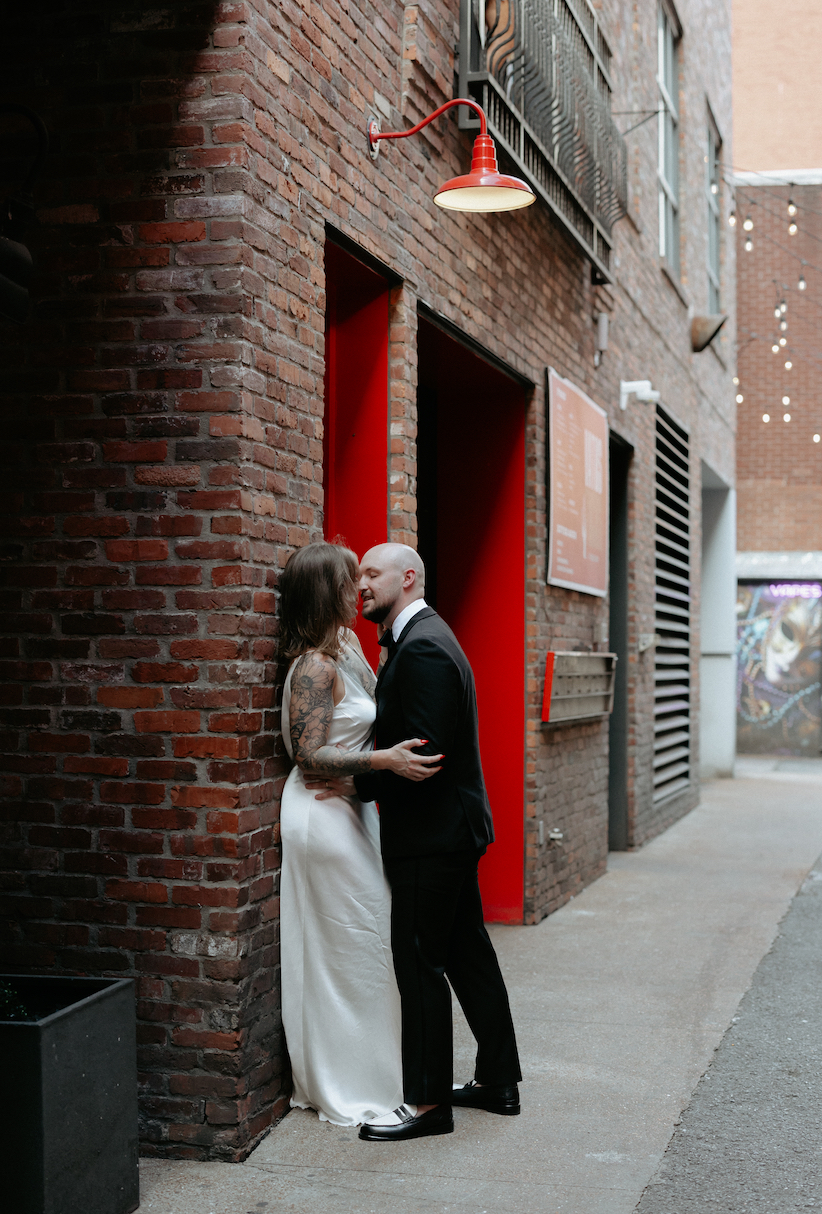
[361,598,392,624]
[361,588,402,625]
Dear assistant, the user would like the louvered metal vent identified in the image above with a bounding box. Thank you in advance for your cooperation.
[653,406,691,804]
[459,0,628,282]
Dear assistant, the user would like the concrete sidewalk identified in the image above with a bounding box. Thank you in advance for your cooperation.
[139,766,822,1214]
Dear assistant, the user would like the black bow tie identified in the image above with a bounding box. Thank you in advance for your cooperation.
[379,630,396,657]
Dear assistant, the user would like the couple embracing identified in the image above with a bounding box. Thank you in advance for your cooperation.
[278,541,521,1141]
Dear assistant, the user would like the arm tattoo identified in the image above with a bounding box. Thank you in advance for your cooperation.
[289,650,374,777]
[338,635,377,698]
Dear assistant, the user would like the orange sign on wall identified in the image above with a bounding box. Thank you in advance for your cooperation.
[547,368,609,597]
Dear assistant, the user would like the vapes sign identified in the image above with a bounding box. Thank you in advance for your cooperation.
[547,368,609,597]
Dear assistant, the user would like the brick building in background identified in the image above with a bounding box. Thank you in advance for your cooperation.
[1,0,734,1159]
[733,0,822,756]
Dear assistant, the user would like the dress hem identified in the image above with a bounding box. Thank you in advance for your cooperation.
[289,1097,362,1127]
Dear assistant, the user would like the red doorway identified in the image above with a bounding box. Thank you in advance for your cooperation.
[416,317,527,923]
[323,240,390,668]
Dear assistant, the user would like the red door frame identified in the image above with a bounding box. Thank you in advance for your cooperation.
[417,319,527,923]
[323,241,390,669]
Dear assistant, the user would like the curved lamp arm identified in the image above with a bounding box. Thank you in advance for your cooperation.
[365,97,535,214]
[368,98,486,160]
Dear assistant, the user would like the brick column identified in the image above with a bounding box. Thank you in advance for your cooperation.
[0,1,310,1161]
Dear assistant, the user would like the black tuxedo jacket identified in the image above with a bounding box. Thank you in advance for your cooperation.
[354,607,495,859]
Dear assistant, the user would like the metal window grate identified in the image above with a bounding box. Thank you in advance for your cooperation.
[460,0,628,282]
[653,405,691,804]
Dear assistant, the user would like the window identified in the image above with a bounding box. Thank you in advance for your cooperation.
[657,4,680,275]
[706,122,721,312]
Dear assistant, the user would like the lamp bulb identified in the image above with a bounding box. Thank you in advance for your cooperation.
[745,238,753,252]
[780,319,788,331]
[784,413,791,422]
[728,211,737,227]
[779,336,787,346]
[736,393,744,403]
[785,360,793,369]
[788,199,797,216]
[799,275,807,290]
[763,413,770,423]
[814,434,820,443]
[782,396,790,405]
[789,222,798,235]
[743,215,754,231]
[774,306,782,318]
[780,300,787,314]
[772,344,780,353]
[733,376,739,385]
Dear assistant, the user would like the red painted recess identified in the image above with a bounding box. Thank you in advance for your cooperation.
[323,241,390,670]
[418,320,526,923]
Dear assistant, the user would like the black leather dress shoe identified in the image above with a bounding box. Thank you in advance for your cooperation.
[358,1104,454,1141]
[450,1081,520,1116]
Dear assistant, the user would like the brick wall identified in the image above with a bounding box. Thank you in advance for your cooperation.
[1,0,735,1157]
[0,1,298,1160]
[736,182,822,551]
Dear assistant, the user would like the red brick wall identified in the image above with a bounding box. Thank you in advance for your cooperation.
[0,1,292,1160]
[736,182,822,550]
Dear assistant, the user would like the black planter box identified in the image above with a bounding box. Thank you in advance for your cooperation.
[0,974,139,1214]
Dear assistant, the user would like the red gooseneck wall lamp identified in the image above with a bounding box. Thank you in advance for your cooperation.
[367,98,536,214]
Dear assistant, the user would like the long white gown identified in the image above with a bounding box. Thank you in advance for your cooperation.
[280,646,403,1125]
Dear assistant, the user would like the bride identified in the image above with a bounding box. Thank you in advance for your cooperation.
[278,541,442,1125]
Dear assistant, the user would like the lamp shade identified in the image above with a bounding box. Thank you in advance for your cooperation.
[434,134,535,213]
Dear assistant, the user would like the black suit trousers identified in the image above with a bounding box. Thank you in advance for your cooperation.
[383,849,522,1104]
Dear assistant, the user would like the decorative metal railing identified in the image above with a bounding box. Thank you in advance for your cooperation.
[459,0,628,280]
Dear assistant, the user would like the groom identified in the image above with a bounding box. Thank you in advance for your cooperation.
[347,542,520,1141]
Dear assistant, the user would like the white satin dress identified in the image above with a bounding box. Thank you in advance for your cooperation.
[280,646,403,1125]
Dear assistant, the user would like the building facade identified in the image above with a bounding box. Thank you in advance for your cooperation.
[732,0,822,756]
[1,0,734,1160]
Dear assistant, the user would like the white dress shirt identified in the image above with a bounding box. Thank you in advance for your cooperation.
[391,598,428,642]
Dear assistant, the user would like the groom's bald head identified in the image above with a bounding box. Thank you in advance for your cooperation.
[359,543,426,626]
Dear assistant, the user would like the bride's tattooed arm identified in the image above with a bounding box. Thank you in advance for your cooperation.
[289,651,374,777]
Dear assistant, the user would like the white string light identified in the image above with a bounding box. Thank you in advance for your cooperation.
[784,412,792,422]
[782,395,791,405]
[736,393,744,403]
[772,343,780,353]
[789,221,798,236]
[785,360,793,369]
[814,434,820,443]
[729,211,737,227]
[745,237,753,252]
[743,215,754,231]
[799,274,807,290]
[788,199,797,217]
[763,413,770,422]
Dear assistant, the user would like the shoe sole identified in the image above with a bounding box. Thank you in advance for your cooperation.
[359,1122,454,1142]
[450,1101,520,1116]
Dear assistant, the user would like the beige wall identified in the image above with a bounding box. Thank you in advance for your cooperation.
[734,0,822,169]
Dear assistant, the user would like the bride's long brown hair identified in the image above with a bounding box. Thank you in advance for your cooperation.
[278,541,359,662]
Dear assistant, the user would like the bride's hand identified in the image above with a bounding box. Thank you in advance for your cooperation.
[381,739,443,781]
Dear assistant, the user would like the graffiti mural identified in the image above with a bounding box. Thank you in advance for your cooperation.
[736,582,822,755]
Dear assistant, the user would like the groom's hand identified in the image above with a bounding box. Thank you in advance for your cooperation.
[305,774,356,800]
